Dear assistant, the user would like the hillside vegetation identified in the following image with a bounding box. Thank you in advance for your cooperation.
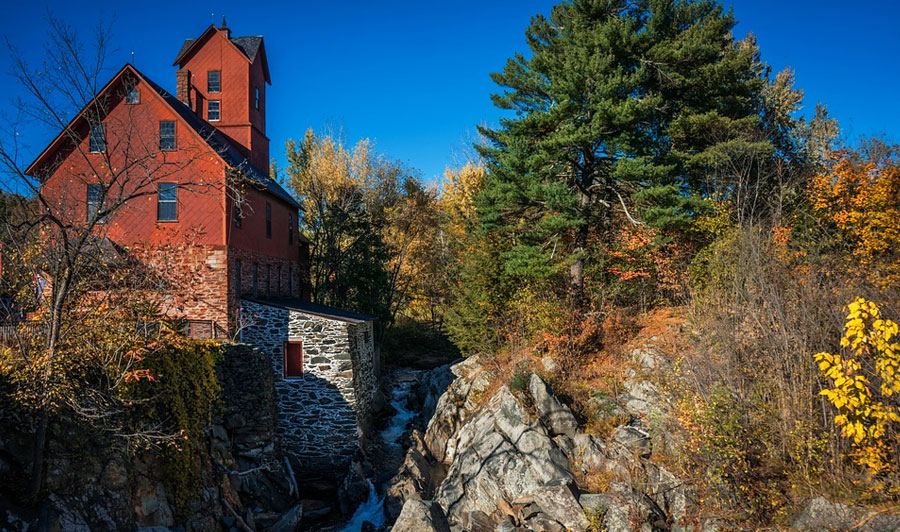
[278,4,900,522]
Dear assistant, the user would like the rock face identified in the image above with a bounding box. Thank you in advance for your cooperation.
[392,499,452,532]
[0,344,298,532]
[387,350,707,532]
[792,497,900,532]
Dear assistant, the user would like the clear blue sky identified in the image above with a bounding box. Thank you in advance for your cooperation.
[1,1,898,183]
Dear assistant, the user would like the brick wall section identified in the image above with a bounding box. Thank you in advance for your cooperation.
[239,299,376,472]
[131,243,229,326]
[229,248,301,301]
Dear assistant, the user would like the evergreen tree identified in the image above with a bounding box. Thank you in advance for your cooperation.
[476,0,766,298]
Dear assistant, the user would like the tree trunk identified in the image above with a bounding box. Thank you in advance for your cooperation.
[28,276,66,502]
[27,411,48,501]
[569,190,590,303]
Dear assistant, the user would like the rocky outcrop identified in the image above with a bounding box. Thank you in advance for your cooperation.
[387,347,708,532]
[792,497,900,532]
[392,499,452,532]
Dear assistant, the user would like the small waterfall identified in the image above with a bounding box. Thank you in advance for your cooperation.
[339,480,385,532]
[381,379,417,446]
[339,372,418,531]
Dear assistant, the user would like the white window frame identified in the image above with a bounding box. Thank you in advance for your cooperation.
[208,100,221,121]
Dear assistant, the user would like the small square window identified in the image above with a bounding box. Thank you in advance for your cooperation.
[208,71,220,93]
[157,182,177,221]
[208,100,220,121]
[126,86,139,104]
[159,121,176,151]
[89,123,105,153]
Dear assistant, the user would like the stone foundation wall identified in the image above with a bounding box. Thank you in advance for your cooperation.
[349,321,378,434]
[240,299,375,472]
[130,243,229,326]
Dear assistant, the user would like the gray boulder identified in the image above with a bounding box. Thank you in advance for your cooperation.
[392,499,451,532]
[623,380,664,419]
[528,374,579,437]
[265,504,302,532]
[792,497,900,532]
[612,425,651,458]
[520,479,588,532]
[434,386,574,530]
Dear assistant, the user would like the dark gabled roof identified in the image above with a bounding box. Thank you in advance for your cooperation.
[175,35,263,63]
[175,39,196,63]
[26,63,299,210]
[229,36,263,61]
[243,297,377,324]
[137,70,298,209]
[173,26,270,83]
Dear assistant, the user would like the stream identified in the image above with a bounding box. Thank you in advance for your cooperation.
[338,370,420,532]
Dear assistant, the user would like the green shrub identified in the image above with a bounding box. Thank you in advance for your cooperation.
[124,338,223,517]
[509,363,532,394]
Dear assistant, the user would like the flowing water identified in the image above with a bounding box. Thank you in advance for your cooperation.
[338,371,418,532]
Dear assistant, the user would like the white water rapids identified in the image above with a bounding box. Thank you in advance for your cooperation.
[338,375,417,532]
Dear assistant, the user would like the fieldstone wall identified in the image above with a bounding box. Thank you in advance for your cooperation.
[349,321,378,434]
[240,299,376,472]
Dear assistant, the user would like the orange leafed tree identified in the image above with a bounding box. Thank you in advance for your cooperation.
[809,141,900,286]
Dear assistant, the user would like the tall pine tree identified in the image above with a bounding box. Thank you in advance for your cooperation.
[476,0,765,298]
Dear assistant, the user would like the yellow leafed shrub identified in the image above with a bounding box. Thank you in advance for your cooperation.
[814,298,900,480]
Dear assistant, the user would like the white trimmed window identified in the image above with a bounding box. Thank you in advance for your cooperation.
[89,123,105,153]
[157,182,178,221]
[208,100,220,121]
[126,86,139,104]
[159,121,176,151]
[208,70,220,93]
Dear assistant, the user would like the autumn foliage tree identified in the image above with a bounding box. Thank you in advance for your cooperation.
[808,140,900,287]
[0,16,229,501]
[285,129,450,344]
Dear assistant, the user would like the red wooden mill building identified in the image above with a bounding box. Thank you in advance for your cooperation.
[28,20,309,335]
[26,20,379,474]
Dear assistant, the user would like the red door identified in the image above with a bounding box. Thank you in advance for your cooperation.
[283,341,303,378]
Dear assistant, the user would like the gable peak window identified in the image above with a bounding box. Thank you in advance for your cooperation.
[89,123,105,153]
[126,86,139,104]
[157,182,178,222]
[235,195,243,228]
[208,70,221,93]
[159,121,176,151]
[208,100,220,121]
[288,213,293,245]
